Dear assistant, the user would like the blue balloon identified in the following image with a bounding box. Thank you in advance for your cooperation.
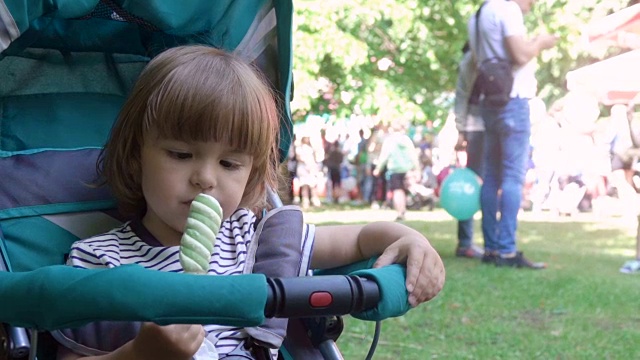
[439,168,481,220]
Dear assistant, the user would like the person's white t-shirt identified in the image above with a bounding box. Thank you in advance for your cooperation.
[468,0,538,98]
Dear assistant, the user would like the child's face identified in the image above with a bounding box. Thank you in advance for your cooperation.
[139,135,253,246]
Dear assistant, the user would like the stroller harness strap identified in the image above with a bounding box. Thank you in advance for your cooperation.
[0,0,20,52]
[246,205,310,350]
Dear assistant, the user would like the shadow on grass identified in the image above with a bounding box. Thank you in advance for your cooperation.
[309,209,640,359]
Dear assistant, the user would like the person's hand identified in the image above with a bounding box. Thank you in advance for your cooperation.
[536,33,559,50]
[372,168,380,177]
[372,235,445,307]
[131,322,206,360]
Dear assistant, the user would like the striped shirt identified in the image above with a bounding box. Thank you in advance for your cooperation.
[67,207,315,358]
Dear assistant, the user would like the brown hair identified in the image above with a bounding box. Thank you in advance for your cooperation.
[98,45,281,216]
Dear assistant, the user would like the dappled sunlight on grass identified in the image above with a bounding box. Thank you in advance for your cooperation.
[306,207,640,359]
[304,207,640,261]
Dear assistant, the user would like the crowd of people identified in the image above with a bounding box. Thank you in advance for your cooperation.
[285,119,438,219]
[284,95,640,228]
[286,0,640,274]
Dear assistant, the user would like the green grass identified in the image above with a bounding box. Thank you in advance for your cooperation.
[311,209,640,359]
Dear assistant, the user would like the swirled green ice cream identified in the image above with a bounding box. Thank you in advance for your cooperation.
[179,193,223,274]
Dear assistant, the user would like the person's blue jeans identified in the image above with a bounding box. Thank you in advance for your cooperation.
[480,98,531,255]
[458,130,484,249]
[361,174,374,203]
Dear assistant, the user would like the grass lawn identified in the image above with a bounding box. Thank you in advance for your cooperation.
[303,207,640,360]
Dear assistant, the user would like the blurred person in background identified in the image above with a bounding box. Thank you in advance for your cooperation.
[374,122,421,221]
[369,123,389,209]
[296,136,322,208]
[324,139,345,204]
[469,0,557,268]
[615,95,640,273]
[453,41,485,259]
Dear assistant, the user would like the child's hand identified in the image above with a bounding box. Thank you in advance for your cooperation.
[132,322,205,360]
[373,235,445,307]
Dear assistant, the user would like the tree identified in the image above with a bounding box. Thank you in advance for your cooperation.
[291,0,631,126]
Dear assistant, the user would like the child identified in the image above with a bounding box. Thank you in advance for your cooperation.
[55,45,445,360]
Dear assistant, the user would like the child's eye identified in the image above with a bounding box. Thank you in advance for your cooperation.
[220,160,241,170]
[167,150,192,160]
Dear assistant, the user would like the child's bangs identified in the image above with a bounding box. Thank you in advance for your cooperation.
[144,59,278,161]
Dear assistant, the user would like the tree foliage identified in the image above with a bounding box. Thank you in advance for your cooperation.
[291,0,632,126]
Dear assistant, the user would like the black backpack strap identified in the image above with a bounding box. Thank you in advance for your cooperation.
[474,1,487,62]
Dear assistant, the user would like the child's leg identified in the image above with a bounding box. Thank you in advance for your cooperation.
[300,185,310,208]
[392,188,406,217]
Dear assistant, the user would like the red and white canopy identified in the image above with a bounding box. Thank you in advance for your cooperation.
[584,4,640,51]
[566,49,640,105]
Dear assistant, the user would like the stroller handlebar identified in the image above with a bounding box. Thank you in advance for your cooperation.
[0,263,407,331]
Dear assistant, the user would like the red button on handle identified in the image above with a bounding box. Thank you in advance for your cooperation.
[309,291,333,308]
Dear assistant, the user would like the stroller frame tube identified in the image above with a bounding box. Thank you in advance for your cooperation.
[1,250,31,360]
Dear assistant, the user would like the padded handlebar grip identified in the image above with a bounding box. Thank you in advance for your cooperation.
[0,265,267,330]
[265,275,380,318]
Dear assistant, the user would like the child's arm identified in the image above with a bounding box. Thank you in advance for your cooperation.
[57,323,205,360]
[311,222,445,307]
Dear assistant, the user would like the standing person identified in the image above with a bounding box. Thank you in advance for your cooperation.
[369,123,389,209]
[453,41,485,259]
[616,94,640,273]
[295,135,321,208]
[286,136,298,204]
[469,0,557,268]
[55,45,445,360]
[373,122,421,221]
[324,140,344,203]
[355,129,371,203]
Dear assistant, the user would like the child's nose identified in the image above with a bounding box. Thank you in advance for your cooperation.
[192,166,217,190]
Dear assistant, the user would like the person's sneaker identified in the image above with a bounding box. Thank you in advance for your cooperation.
[620,259,640,274]
[455,245,484,259]
[495,252,546,269]
[481,252,498,264]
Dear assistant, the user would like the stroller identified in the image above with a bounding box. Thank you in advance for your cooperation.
[0,1,415,359]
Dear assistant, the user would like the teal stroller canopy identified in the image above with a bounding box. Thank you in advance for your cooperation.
[0,0,294,161]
